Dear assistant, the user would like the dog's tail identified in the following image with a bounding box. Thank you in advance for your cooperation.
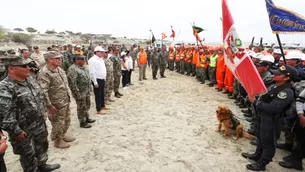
[243,132,256,140]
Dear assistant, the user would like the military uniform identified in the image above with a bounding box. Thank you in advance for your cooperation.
[37,51,73,148]
[0,56,60,172]
[151,50,161,79]
[160,51,167,78]
[0,63,7,81]
[104,57,114,102]
[110,53,122,94]
[62,50,74,72]
[67,63,92,126]
[131,49,138,70]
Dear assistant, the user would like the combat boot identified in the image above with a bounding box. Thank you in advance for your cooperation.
[246,159,269,171]
[63,135,75,142]
[54,139,70,149]
[115,92,121,98]
[118,91,123,96]
[153,77,157,80]
[222,90,229,94]
[241,152,261,161]
[279,158,303,171]
[228,94,237,99]
[38,163,61,172]
[276,143,293,151]
[80,122,92,128]
[86,117,96,123]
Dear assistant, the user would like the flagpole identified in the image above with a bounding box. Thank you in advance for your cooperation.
[275,34,287,64]
[149,29,152,47]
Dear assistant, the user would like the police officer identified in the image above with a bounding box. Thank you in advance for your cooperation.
[279,84,305,171]
[67,54,96,128]
[241,65,298,171]
[0,56,60,172]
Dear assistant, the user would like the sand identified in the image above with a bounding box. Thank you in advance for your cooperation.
[4,68,303,172]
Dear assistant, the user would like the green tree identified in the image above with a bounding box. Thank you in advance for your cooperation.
[45,30,57,34]
[8,33,33,45]
[75,32,82,36]
[14,28,24,32]
[26,27,37,33]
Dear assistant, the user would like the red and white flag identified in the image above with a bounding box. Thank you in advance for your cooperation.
[222,0,267,97]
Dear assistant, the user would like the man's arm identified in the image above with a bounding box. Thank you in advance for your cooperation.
[37,71,52,108]
[67,67,81,99]
[89,60,98,85]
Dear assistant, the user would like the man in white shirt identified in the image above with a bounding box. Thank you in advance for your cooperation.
[88,46,110,115]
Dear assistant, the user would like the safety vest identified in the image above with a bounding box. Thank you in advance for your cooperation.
[180,51,185,60]
[138,52,147,65]
[186,51,192,63]
[209,54,218,67]
[168,51,175,61]
[175,52,180,62]
[199,55,206,68]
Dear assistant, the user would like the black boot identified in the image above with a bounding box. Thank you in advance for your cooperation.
[115,92,121,98]
[241,109,250,113]
[246,117,253,122]
[86,117,96,123]
[80,122,92,128]
[161,75,166,78]
[279,159,303,171]
[118,91,123,96]
[227,92,233,96]
[250,139,257,146]
[241,152,261,161]
[243,113,252,118]
[228,94,237,99]
[39,164,61,172]
[276,143,293,151]
[222,90,229,94]
[246,160,269,171]
[153,77,157,80]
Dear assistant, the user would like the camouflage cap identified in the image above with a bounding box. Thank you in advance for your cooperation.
[0,56,32,66]
[74,54,86,59]
[43,51,62,59]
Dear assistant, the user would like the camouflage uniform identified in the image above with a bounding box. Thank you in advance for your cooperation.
[110,54,122,93]
[151,51,160,78]
[146,49,151,68]
[61,50,74,72]
[131,49,138,70]
[160,51,167,77]
[0,76,48,172]
[38,65,71,141]
[67,64,91,124]
[0,63,7,81]
[104,57,114,101]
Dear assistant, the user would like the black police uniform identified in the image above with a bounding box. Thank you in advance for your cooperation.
[246,82,294,171]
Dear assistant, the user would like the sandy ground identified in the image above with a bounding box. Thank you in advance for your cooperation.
[5,68,304,172]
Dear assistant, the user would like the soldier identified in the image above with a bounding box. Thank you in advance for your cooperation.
[62,44,74,72]
[146,47,151,68]
[38,51,75,149]
[151,48,160,80]
[0,50,7,81]
[67,55,96,128]
[110,47,123,98]
[104,50,116,102]
[0,56,60,172]
[30,46,46,68]
[130,45,138,71]
[160,48,167,78]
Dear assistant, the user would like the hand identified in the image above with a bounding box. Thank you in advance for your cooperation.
[248,96,256,103]
[49,106,57,116]
[0,139,8,153]
[299,115,305,128]
[16,131,27,141]
[94,84,99,88]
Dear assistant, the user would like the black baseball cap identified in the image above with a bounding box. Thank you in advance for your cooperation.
[271,65,300,82]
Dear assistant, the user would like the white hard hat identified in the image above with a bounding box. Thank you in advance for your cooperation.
[94,46,106,52]
[253,53,264,59]
[120,51,127,56]
[285,50,305,60]
[261,55,275,63]
[247,51,256,58]
[273,49,281,55]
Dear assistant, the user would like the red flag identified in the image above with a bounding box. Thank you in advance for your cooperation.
[193,28,201,42]
[170,29,175,38]
[222,0,267,97]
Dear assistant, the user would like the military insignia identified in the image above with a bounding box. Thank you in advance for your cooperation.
[277,91,287,99]
[234,38,242,47]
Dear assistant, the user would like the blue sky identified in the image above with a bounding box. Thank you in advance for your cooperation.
[1,0,305,43]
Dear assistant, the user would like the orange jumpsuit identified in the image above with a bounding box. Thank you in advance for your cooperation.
[216,53,225,89]
[224,66,235,92]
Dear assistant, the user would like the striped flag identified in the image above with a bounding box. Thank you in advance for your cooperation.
[222,0,267,97]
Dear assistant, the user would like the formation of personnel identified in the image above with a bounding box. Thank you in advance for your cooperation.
[164,44,305,171]
[0,43,305,171]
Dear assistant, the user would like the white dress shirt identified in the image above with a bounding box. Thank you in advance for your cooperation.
[88,55,107,85]
[126,55,133,70]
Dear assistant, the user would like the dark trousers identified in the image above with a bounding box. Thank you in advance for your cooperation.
[92,79,105,112]
[255,114,281,162]
[122,70,129,87]
[128,70,132,84]
[0,154,6,172]
[292,117,305,161]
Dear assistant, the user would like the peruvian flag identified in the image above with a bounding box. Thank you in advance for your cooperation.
[222,0,267,97]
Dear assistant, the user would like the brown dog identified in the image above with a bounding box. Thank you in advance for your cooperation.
[216,105,255,140]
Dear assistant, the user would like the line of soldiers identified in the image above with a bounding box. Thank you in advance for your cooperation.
[165,44,305,171]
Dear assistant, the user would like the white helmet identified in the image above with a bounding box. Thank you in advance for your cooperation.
[286,50,305,60]
[261,55,275,63]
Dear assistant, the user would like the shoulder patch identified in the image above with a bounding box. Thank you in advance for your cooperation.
[277,91,287,99]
